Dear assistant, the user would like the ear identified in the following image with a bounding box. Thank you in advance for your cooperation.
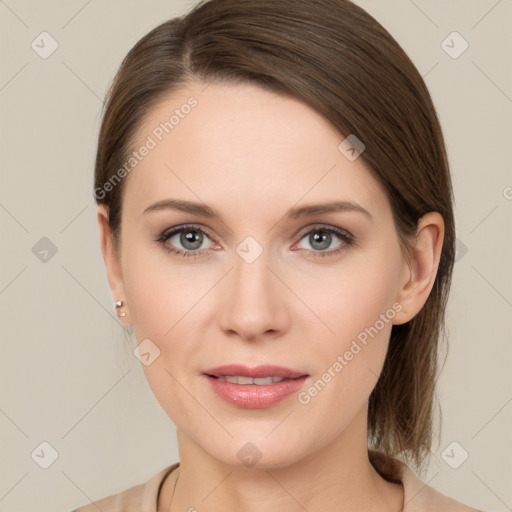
[97,204,132,325]
[392,212,445,325]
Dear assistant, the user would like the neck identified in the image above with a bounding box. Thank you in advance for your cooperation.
[158,410,403,512]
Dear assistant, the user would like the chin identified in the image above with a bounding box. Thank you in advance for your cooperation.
[197,433,315,470]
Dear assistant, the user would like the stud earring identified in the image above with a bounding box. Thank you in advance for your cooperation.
[114,300,126,317]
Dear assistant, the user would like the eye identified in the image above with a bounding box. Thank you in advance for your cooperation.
[155,224,215,259]
[156,223,355,259]
[294,225,355,257]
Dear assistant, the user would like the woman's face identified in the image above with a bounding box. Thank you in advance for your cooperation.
[110,80,411,467]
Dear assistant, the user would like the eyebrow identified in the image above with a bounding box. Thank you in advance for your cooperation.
[143,199,372,222]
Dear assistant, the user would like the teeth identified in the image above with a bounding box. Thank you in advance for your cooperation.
[216,375,285,385]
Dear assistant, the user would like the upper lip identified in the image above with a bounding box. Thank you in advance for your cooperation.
[203,364,307,379]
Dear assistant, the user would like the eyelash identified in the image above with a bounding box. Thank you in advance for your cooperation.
[155,223,355,260]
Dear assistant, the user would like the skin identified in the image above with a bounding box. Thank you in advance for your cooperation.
[98,80,444,512]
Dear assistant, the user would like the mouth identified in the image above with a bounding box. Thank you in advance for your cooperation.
[203,364,307,380]
[207,375,296,385]
[202,364,309,409]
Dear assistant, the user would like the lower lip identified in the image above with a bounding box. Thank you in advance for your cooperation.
[204,375,309,409]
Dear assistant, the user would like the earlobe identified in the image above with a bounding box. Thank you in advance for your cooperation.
[392,212,445,325]
[97,205,131,324]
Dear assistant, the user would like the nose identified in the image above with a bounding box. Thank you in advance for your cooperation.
[218,250,290,342]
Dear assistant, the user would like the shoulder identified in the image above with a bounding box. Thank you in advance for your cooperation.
[399,463,483,512]
[369,449,484,512]
[70,462,179,512]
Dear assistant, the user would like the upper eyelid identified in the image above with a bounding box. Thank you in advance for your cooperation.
[161,223,216,242]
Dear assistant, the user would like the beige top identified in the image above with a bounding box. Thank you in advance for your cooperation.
[71,452,484,512]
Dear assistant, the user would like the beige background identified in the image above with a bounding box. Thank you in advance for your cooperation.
[1,1,511,510]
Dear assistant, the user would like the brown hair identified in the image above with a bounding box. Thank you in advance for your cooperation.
[94,0,454,478]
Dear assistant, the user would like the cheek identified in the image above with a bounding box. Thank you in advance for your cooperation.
[120,235,200,338]
[302,245,402,393]
[120,244,202,423]
[307,243,400,339]
[293,290,396,439]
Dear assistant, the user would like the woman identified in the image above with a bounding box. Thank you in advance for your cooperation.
[72,0,484,510]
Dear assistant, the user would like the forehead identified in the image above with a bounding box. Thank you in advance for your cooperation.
[123,80,389,220]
